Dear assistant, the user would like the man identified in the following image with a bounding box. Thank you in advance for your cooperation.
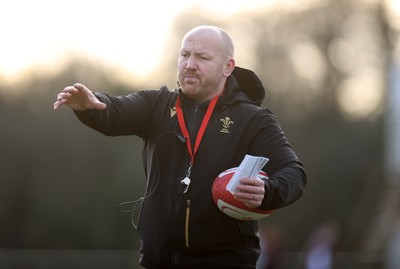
[54,25,306,269]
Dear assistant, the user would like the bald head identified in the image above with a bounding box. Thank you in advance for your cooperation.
[182,25,235,59]
[177,25,236,103]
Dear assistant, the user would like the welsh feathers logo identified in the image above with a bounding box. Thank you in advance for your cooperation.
[220,117,234,133]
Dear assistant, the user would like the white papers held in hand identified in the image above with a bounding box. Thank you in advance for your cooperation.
[226,154,269,194]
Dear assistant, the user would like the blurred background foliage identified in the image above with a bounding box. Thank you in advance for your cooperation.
[1,0,399,268]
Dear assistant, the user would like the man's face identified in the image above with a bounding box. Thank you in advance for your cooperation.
[177,29,231,103]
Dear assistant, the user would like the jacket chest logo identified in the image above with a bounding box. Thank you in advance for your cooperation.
[171,106,177,118]
[220,117,234,133]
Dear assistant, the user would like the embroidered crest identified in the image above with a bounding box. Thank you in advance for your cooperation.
[171,106,177,118]
[220,117,234,133]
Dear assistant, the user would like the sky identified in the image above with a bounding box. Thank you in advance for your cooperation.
[0,0,281,83]
[0,0,190,80]
[1,0,398,84]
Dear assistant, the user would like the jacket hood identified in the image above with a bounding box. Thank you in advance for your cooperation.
[225,66,266,107]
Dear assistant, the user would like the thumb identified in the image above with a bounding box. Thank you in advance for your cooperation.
[94,100,107,110]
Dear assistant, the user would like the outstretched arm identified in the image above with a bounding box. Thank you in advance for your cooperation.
[53,83,106,111]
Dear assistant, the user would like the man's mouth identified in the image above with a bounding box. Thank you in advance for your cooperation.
[184,72,199,79]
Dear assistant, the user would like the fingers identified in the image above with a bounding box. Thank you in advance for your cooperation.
[57,92,72,101]
[73,83,87,92]
[53,86,76,110]
[234,177,265,208]
[53,92,69,110]
[53,98,69,110]
[53,100,63,110]
[53,83,107,111]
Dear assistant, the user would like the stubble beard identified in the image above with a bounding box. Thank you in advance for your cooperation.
[180,73,222,102]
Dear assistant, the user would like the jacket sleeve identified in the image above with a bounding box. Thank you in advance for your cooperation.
[73,89,161,138]
[250,108,307,210]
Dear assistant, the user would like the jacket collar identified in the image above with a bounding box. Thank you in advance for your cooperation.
[177,66,266,108]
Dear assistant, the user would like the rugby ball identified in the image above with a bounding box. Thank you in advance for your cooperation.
[212,167,272,221]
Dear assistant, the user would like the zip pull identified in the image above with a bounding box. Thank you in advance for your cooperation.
[185,199,191,247]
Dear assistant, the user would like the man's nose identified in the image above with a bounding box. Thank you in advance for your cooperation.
[186,55,197,70]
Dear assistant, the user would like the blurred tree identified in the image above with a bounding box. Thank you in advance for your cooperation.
[0,58,145,249]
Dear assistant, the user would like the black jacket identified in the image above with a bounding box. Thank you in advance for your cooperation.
[74,67,307,269]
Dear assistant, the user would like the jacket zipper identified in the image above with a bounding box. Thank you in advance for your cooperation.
[188,104,199,144]
[185,199,191,247]
[182,104,198,248]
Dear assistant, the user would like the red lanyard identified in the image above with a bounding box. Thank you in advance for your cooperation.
[176,94,219,165]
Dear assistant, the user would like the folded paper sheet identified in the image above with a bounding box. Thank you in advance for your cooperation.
[226,154,269,194]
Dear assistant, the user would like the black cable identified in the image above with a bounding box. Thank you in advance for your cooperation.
[118,131,185,229]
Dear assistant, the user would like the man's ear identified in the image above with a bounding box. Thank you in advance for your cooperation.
[224,58,236,77]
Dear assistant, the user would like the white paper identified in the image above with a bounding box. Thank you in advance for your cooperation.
[226,154,269,194]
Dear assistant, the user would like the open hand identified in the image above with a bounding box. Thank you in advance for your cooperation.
[53,83,106,111]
